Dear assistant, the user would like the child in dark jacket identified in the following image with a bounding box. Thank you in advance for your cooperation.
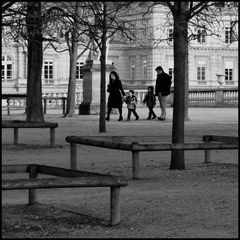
[124,90,139,121]
[143,86,157,120]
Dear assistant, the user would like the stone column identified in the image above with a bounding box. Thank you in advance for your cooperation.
[79,59,116,115]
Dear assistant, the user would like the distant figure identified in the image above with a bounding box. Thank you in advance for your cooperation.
[106,71,125,121]
[155,66,172,120]
[124,90,139,121]
[143,86,157,120]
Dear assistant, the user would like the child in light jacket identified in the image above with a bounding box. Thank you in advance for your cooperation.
[143,86,157,120]
[124,90,139,121]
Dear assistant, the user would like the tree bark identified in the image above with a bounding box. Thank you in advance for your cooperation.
[170,2,188,170]
[64,33,78,117]
[99,3,107,133]
[184,51,189,120]
[64,2,79,117]
[26,2,44,122]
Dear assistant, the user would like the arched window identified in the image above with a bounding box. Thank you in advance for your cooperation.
[2,55,13,81]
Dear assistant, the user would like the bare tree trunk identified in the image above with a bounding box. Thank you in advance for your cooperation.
[170,2,188,170]
[64,34,78,117]
[64,2,79,117]
[26,1,44,122]
[99,3,107,133]
[184,52,189,120]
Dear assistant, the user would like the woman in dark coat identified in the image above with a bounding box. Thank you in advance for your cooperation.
[106,71,125,121]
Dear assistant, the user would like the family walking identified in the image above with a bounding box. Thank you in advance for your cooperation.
[106,66,172,121]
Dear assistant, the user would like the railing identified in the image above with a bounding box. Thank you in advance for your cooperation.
[1,92,83,115]
[2,87,238,114]
[124,86,238,107]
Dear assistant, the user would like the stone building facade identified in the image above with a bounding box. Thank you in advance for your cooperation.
[2,3,238,95]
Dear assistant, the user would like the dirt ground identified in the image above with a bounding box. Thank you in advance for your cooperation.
[1,107,238,238]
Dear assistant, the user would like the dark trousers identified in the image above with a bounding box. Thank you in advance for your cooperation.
[127,108,139,120]
[106,107,122,118]
[148,107,156,119]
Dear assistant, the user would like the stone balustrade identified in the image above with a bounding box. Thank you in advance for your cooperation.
[2,87,238,111]
[124,86,238,107]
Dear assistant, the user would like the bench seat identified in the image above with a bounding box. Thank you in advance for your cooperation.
[2,120,58,147]
[2,164,128,226]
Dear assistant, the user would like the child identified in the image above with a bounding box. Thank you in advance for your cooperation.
[143,86,157,120]
[124,90,139,121]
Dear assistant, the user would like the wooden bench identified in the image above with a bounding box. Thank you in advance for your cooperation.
[2,120,58,147]
[65,135,238,179]
[202,135,238,163]
[2,164,128,226]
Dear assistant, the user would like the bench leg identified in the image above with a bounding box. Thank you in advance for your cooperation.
[205,150,211,163]
[132,151,140,179]
[50,128,55,147]
[110,186,121,226]
[28,166,38,205]
[14,128,18,145]
[70,143,77,170]
[204,138,211,163]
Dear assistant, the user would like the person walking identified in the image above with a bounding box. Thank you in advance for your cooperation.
[143,86,157,120]
[124,90,139,121]
[154,66,172,120]
[106,71,125,121]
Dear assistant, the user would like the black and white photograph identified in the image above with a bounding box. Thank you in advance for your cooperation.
[2,1,238,238]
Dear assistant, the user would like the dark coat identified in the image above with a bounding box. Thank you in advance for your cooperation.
[107,79,125,108]
[143,92,156,108]
[155,72,172,96]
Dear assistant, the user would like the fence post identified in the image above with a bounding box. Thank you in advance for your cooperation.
[215,89,224,106]
[28,166,38,205]
[62,98,66,114]
[43,99,47,114]
[110,186,121,226]
[132,142,140,179]
[7,98,10,115]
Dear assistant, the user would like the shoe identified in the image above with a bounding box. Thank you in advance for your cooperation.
[118,116,123,121]
[147,117,151,120]
[158,117,165,121]
[126,119,130,121]
[105,116,110,121]
[135,116,139,120]
[152,115,156,120]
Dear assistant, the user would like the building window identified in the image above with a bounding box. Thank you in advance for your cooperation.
[76,62,84,80]
[225,26,233,44]
[2,55,13,81]
[197,27,206,43]
[131,59,136,81]
[43,60,53,84]
[168,28,173,42]
[197,66,206,82]
[225,68,233,84]
[143,60,147,81]
[169,68,173,78]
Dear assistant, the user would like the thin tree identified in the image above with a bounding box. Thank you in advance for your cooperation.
[165,1,238,169]
[80,1,136,132]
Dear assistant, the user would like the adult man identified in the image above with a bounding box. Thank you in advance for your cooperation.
[155,66,172,120]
